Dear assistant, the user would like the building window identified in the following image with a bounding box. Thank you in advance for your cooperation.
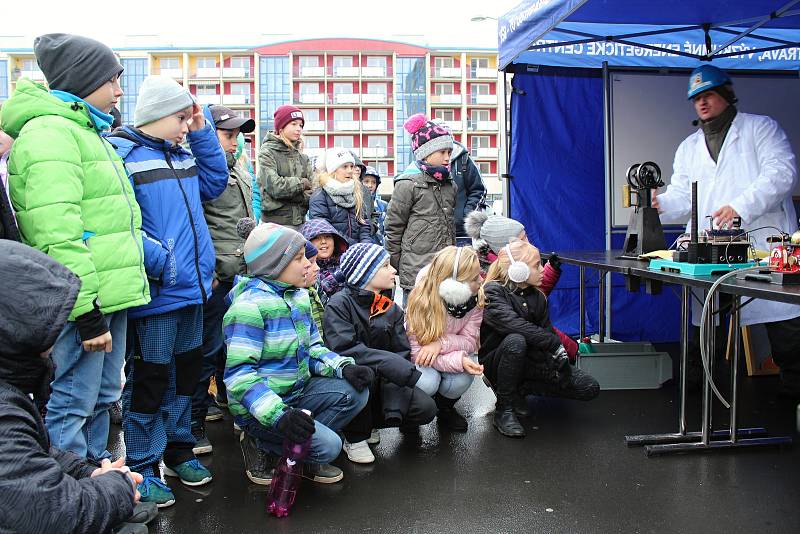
[333,56,353,68]
[230,57,250,70]
[197,84,217,96]
[21,59,38,72]
[304,109,320,121]
[120,58,148,125]
[367,83,387,95]
[235,109,251,119]
[471,58,489,70]
[434,109,455,121]
[367,136,388,148]
[334,109,354,121]
[376,162,390,177]
[434,57,454,69]
[333,136,354,148]
[298,56,319,68]
[299,83,318,95]
[259,56,290,135]
[434,83,454,95]
[333,83,353,95]
[0,60,8,102]
[368,109,387,121]
[395,57,426,169]
[366,56,387,68]
[471,109,490,122]
[477,161,491,174]
[472,136,490,149]
[230,83,250,95]
[160,58,180,70]
[472,83,490,95]
[197,57,217,68]
[305,136,320,149]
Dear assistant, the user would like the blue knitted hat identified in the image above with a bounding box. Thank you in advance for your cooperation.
[304,240,318,259]
[339,243,390,288]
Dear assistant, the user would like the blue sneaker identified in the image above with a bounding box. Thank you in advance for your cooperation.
[163,458,213,487]
[138,476,175,508]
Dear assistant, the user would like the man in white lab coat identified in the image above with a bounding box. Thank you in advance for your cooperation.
[654,65,800,398]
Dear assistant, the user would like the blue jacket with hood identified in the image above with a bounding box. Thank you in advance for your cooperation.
[107,114,228,319]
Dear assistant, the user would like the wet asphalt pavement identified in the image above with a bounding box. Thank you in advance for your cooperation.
[109,345,800,534]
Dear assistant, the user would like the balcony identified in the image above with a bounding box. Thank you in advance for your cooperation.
[223,67,250,78]
[360,147,389,158]
[471,67,497,79]
[160,68,184,79]
[195,94,221,105]
[304,120,326,132]
[469,94,498,105]
[470,147,499,158]
[195,67,220,78]
[362,120,389,131]
[20,69,45,81]
[360,93,388,105]
[361,66,387,77]
[433,67,462,78]
[305,148,326,159]
[440,120,463,132]
[333,93,360,105]
[223,94,253,105]
[298,93,326,104]
[333,120,360,131]
[468,120,498,131]
[298,66,325,78]
[333,66,360,77]
[431,94,462,105]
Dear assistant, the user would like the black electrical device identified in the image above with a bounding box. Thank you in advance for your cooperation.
[622,162,666,258]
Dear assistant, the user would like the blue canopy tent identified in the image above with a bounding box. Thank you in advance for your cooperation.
[497,1,800,342]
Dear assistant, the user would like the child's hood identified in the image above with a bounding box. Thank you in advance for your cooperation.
[107,126,188,159]
[301,218,348,256]
[225,275,255,306]
[0,78,94,139]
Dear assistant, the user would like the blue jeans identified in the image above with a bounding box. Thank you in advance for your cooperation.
[415,365,474,399]
[46,310,127,461]
[240,377,368,465]
[191,280,232,423]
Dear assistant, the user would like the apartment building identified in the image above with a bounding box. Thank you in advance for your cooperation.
[0,38,503,200]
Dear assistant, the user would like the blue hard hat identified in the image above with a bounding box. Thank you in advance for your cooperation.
[687,65,732,100]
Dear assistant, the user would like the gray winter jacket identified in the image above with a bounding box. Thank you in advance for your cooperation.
[202,158,254,283]
[257,133,313,226]
[384,165,456,289]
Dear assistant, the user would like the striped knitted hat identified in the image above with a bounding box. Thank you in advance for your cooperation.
[339,243,390,288]
[243,223,307,279]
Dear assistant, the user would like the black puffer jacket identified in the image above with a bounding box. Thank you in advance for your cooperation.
[450,141,486,237]
[323,285,422,418]
[0,241,135,534]
[479,281,562,360]
[0,178,19,241]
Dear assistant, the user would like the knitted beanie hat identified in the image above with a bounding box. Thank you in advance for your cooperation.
[324,147,355,173]
[134,75,195,127]
[243,223,307,279]
[339,243,390,288]
[34,33,123,99]
[304,240,319,259]
[464,211,525,253]
[404,113,454,161]
[273,105,304,133]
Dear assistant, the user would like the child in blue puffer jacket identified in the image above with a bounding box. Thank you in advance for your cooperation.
[108,75,228,508]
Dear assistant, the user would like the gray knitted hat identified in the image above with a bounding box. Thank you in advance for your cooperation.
[134,75,195,127]
[244,223,307,280]
[464,211,525,253]
[34,33,123,99]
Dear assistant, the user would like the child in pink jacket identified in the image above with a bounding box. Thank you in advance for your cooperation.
[405,246,484,432]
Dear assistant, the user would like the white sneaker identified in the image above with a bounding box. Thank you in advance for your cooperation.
[367,429,381,445]
[343,440,375,464]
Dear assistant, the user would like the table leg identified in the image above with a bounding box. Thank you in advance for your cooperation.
[701,292,715,445]
[579,266,586,341]
[730,296,740,443]
[598,270,606,342]
[679,285,689,436]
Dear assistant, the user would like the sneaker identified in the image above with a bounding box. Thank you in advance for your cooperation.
[110,400,123,425]
[192,424,213,456]
[112,523,147,534]
[301,462,344,484]
[127,501,158,524]
[343,440,375,464]
[367,428,381,445]
[239,432,275,485]
[138,476,175,508]
[205,405,224,422]
[163,458,213,487]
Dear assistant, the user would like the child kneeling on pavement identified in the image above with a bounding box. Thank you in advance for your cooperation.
[480,240,599,439]
[224,223,372,485]
[324,243,438,464]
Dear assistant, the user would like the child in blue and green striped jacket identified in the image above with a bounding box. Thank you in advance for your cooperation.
[223,222,373,485]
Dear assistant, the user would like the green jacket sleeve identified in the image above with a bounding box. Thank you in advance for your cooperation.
[258,147,304,201]
[384,179,414,270]
[10,123,99,319]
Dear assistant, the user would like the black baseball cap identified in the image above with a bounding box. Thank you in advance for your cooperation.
[210,105,255,133]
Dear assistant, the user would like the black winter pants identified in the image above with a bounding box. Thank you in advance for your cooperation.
[481,333,599,407]
[765,316,800,395]
[343,383,437,443]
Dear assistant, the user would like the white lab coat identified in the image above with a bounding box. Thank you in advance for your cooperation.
[658,111,800,326]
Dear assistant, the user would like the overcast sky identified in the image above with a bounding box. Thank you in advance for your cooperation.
[2,0,521,50]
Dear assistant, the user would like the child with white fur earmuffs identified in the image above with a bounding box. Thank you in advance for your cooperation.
[405,246,485,432]
[478,240,600,439]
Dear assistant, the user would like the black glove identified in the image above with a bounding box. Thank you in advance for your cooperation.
[342,364,375,392]
[275,408,316,443]
[547,252,561,272]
